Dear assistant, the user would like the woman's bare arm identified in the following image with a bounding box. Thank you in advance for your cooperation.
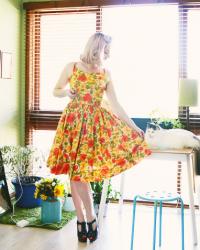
[53,62,76,98]
[105,70,144,137]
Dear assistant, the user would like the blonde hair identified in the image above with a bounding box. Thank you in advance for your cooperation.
[80,32,112,65]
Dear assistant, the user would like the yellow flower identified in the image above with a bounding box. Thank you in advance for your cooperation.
[54,185,64,197]
[44,178,52,183]
[40,194,48,200]
[34,189,39,198]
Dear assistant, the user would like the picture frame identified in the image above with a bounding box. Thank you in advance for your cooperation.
[0,51,12,79]
[0,151,13,216]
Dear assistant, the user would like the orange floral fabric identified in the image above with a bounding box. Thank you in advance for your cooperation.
[47,65,151,182]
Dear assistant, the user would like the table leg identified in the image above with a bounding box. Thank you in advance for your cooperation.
[119,172,125,213]
[97,178,109,232]
[186,154,198,246]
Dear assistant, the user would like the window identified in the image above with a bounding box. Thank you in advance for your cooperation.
[24,2,200,204]
[25,3,181,146]
[40,13,96,111]
[187,8,200,114]
[102,5,178,118]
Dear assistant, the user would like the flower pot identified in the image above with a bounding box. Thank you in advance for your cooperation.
[41,198,62,224]
[11,176,41,208]
[62,195,75,211]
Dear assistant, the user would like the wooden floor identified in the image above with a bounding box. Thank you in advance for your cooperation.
[0,203,200,250]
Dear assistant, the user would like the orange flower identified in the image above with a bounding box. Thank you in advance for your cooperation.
[63,163,70,173]
[83,93,92,102]
[98,155,103,161]
[132,145,139,154]
[110,118,116,126]
[51,164,61,174]
[105,149,111,158]
[82,124,87,135]
[70,151,77,160]
[63,153,69,159]
[145,149,152,155]
[94,115,99,124]
[118,144,125,151]
[80,154,87,161]
[116,158,126,167]
[53,148,59,157]
[89,106,94,113]
[73,164,79,171]
[88,158,94,166]
[93,126,97,134]
[122,135,128,142]
[66,113,76,123]
[107,128,112,137]
[101,166,109,175]
[131,132,138,140]
[78,74,87,82]
[64,129,69,135]
[88,139,94,148]
[73,176,81,181]
[100,137,105,144]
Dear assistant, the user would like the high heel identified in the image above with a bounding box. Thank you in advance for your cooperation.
[87,218,98,243]
[77,221,87,243]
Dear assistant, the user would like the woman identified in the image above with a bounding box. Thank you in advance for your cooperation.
[47,32,151,243]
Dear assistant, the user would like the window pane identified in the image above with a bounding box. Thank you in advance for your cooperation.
[32,130,55,152]
[102,5,179,117]
[188,9,200,113]
[40,13,96,110]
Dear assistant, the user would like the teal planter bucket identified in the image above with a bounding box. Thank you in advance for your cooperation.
[41,198,62,224]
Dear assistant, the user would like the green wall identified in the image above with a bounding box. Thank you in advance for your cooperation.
[0,0,22,146]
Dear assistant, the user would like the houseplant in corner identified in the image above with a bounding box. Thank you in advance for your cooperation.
[34,177,65,223]
[1,145,45,208]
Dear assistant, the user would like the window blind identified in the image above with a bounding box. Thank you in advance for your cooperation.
[25,1,200,146]
[178,2,200,131]
[25,7,102,144]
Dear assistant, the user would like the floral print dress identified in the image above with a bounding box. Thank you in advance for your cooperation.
[47,64,151,182]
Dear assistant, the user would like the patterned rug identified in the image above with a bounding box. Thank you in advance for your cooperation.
[0,207,76,230]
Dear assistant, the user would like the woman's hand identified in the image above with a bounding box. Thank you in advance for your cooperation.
[134,127,145,139]
[66,89,76,99]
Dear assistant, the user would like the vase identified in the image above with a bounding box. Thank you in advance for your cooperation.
[62,195,75,212]
[41,198,62,224]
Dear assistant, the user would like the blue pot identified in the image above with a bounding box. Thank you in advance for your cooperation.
[41,198,62,224]
[11,176,41,208]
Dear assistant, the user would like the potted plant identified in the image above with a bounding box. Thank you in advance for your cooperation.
[0,145,45,208]
[91,180,120,216]
[149,109,184,129]
[34,177,65,223]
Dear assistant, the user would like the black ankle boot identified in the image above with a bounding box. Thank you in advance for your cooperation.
[77,221,87,243]
[87,218,98,243]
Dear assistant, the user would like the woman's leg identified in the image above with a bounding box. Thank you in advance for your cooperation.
[70,180,96,222]
[70,181,85,222]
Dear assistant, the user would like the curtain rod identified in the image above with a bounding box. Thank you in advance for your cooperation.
[23,0,198,10]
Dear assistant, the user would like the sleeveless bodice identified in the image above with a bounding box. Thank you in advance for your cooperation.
[68,66,109,106]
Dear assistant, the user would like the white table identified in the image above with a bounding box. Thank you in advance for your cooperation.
[98,148,198,246]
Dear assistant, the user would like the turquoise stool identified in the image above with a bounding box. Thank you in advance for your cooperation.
[130,191,185,250]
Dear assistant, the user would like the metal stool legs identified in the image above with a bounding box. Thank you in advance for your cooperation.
[130,196,185,250]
